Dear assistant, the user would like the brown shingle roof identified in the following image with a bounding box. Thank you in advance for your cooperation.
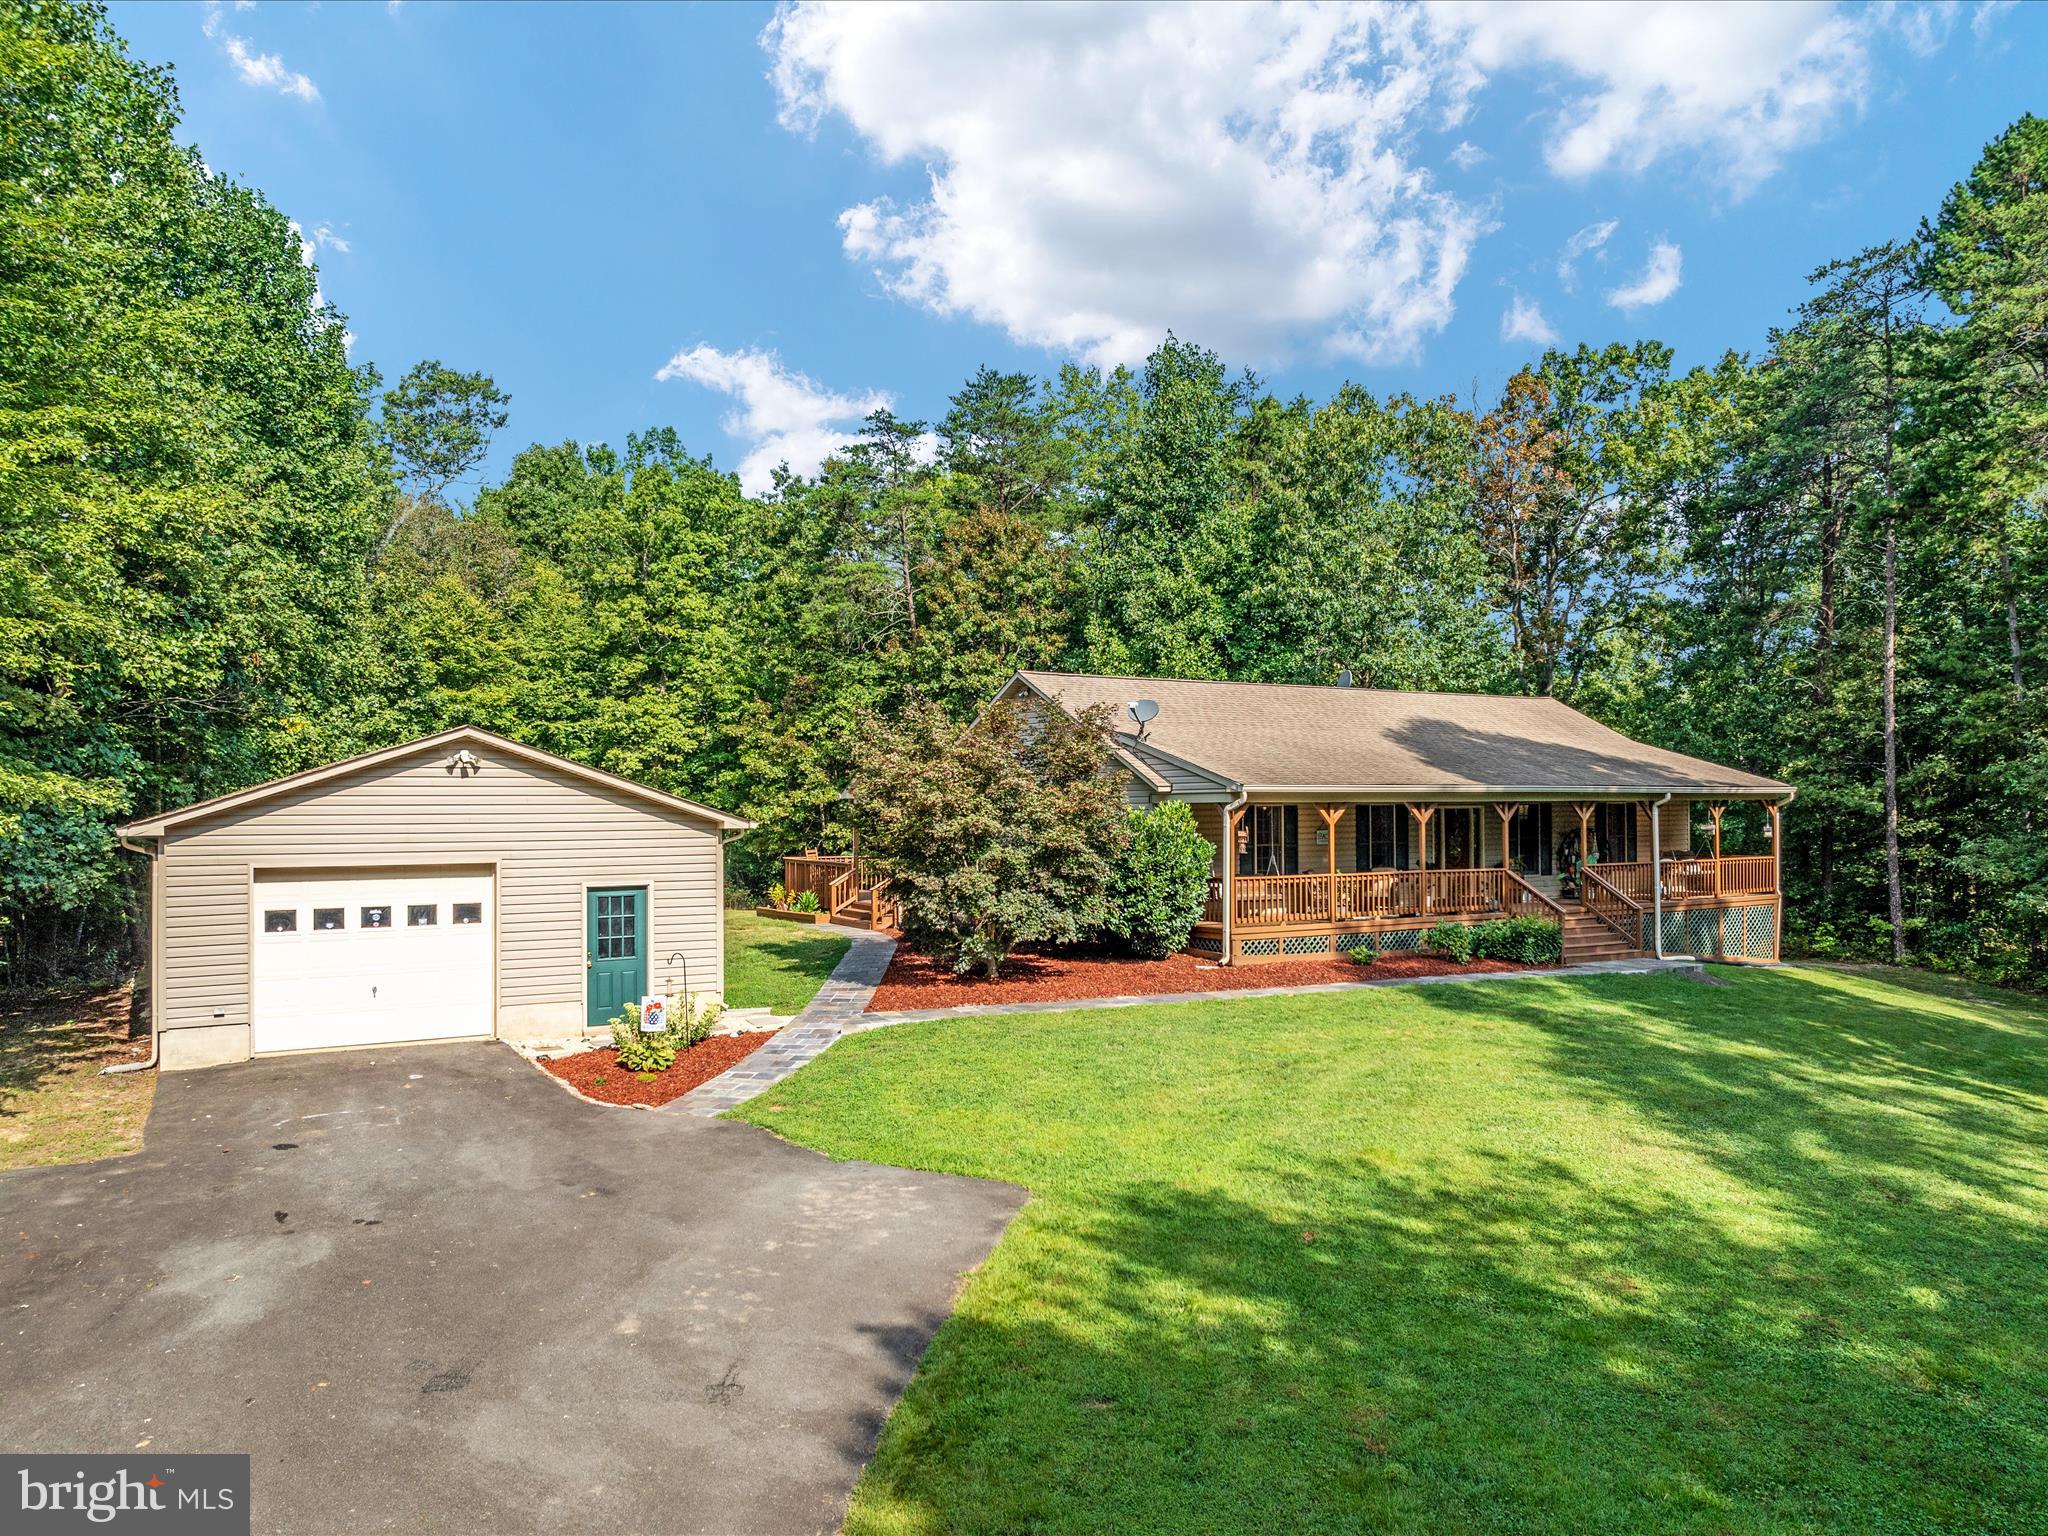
[1012,672,1791,797]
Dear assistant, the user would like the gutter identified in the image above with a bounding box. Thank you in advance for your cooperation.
[104,835,160,1075]
[1647,792,1671,960]
[1218,788,1249,966]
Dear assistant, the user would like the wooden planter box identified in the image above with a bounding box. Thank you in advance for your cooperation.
[753,906,833,925]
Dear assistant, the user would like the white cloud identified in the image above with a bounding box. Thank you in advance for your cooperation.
[1426,1,1872,195]
[765,2,1480,368]
[203,2,319,103]
[1886,1,1958,56]
[1972,1,2018,39]
[310,222,351,255]
[1556,218,1618,291]
[1501,292,1559,346]
[654,345,889,494]
[1606,240,1683,310]
[763,2,1965,368]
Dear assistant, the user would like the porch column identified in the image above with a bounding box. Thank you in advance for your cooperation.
[1572,801,1594,861]
[1406,803,1436,912]
[1768,799,1785,960]
[1492,802,1517,870]
[1707,802,1726,896]
[1319,805,1342,926]
[1222,802,1248,965]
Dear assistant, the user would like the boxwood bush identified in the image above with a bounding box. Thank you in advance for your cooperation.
[1430,915,1561,965]
[1107,802,1215,959]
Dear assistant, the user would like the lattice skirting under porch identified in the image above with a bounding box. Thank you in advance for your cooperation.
[1204,926,1434,964]
[1658,902,1777,961]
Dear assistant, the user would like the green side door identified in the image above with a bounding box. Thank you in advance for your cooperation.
[586,886,647,1028]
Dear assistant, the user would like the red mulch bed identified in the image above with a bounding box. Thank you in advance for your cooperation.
[865,943,1538,1012]
[539,1032,779,1107]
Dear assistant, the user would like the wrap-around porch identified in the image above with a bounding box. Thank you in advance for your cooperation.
[1191,797,1785,966]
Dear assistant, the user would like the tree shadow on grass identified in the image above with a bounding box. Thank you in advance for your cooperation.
[726,926,852,1012]
[847,969,2048,1536]
[0,984,137,1116]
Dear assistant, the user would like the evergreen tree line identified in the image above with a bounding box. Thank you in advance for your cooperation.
[5,2,2044,986]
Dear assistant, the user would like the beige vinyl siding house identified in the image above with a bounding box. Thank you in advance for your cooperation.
[989,671,1792,967]
[119,728,751,1071]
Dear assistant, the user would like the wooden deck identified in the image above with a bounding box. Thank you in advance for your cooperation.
[1196,856,1778,965]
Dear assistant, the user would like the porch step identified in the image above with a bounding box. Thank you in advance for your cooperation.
[1558,902,1646,963]
[830,890,899,931]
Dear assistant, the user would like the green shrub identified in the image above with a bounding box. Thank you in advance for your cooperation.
[767,881,787,909]
[790,890,820,914]
[1345,943,1377,967]
[1106,803,1215,959]
[607,996,724,1071]
[1428,919,1474,963]
[1469,920,1512,959]
[1504,914,1563,964]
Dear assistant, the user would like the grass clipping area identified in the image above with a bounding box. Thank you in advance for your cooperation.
[737,964,2048,1536]
[1,984,154,1171]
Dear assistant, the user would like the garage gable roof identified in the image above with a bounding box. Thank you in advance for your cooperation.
[116,727,755,837]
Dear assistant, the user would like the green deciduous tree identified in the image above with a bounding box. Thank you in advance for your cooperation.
[850,699,1127,976]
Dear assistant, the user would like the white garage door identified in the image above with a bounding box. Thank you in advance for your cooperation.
[251,869,493,1053]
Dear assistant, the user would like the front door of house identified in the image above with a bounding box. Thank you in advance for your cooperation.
[586,886,647,1028]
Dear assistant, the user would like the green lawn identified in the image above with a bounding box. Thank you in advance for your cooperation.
[736,964,2048,1535]
[722,909,851,1015]
[1,984,154,1171]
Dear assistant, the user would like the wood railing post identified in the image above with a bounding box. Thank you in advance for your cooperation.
[1319,805,1342,927]
[1707,803,1726,897]
[1492,801,1516,871]
[1406,803,1436,913]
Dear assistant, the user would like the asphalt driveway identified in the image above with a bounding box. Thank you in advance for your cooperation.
[0,1042,1023,1535]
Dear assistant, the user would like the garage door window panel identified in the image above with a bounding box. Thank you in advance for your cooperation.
[313,908,344,932]
[453,902,483,926]
[361,905,392,929]
[408,904,437,927]
[264,909,297,934]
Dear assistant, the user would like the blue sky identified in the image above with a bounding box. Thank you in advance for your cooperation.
[113,1,2045,495]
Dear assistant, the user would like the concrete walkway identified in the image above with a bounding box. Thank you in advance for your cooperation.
[672,947,1707,1115]
[668,926,898,1116]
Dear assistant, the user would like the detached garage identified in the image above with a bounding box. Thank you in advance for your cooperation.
[117,728,752,1071]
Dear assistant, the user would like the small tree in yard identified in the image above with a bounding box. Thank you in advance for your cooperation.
[851,698,1128,977]
[1107,803,1214,958]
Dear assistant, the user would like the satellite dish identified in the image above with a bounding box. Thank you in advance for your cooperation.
[1127,699,1160,734]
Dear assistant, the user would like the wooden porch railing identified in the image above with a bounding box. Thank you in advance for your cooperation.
[1208,868,1562,930]
[1580,866,1643,946]
[782,854,881,908]
[1592,855,1776,902]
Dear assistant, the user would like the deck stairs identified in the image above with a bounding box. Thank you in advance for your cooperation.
[1517,871,1647,962]
[830,886,898,932]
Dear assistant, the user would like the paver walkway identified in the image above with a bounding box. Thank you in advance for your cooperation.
[668,926,897,1116]
[671,947,1711,1115]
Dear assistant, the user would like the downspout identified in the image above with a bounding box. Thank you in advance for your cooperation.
[1647,792,1671,960]
[104,835,160,1075]
[1219,789,1248,966]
